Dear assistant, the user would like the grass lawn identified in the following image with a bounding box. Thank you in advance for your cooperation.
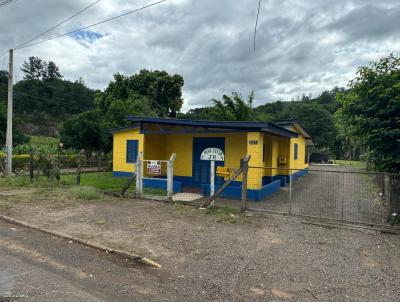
[0,172,166,196]
[334,160,367,170]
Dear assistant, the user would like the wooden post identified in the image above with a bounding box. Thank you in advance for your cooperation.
[240,155,250,213]
[97,151,102,172]
[29,149,34,183]
[167,153,176,197]
[76,150,82,185]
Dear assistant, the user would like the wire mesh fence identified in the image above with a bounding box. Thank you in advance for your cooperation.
[245,166,399,227]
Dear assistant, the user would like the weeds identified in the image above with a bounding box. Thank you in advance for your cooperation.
[204,206,244,224]
[68,186,101,200]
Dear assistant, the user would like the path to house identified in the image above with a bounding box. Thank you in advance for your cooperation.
[0,191,399,301]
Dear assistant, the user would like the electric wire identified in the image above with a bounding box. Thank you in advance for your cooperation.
[15,0,168,50]
[253,0,262,52]
[15,0,102,49]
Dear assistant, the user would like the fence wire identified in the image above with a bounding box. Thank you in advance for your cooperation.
[245,166,399,227]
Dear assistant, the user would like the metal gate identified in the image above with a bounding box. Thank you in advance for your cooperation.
[246,166,400,228]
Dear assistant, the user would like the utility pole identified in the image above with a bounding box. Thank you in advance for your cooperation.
[6,48,13,177]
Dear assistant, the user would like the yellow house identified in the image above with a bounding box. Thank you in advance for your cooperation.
[111,116,313,201]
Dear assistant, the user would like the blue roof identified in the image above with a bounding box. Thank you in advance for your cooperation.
[112,116,298,138]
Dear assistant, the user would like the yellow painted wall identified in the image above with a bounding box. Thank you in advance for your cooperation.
[289,135,309,171]
[112,127,309,188]
[164,132,247,178]
[112,128,144,173]
[246,132,264,189]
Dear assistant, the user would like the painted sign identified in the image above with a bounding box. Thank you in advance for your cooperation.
[200,148,224,161]
[147,160,161,174]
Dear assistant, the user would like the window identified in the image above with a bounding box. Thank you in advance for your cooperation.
[126,140,138,163]
[294,143,298,160]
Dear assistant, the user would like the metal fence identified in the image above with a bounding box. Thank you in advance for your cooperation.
[246,166,399,227]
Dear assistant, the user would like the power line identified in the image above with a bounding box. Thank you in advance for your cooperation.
[253,0,262,52]
[15,0,102,49]
[15,0,168,50]
[0,0,18,8]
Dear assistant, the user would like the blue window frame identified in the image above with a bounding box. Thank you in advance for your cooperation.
[126,140,138,163]
[294,143,298,160]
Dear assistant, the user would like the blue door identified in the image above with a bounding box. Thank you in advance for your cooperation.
[192,137,225,185]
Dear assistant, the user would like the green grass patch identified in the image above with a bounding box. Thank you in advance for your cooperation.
[0,172,167,197]
[334,160,366,170]
[61,172,166,196]
[29,135,59,146]
[68,186,101,200]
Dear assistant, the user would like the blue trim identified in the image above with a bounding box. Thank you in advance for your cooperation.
[113,168,309,199]
[113,171,134,177]
[201,179,282,202]
[142,178,183,193]
[108,124,139,133]
[112,172,183,193]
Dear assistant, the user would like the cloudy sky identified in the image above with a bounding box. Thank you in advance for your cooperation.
[1,0,400,111]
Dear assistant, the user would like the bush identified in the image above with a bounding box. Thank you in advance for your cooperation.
[68,186,101,200]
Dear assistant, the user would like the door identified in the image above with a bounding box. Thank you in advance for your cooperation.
[192,137,225,185]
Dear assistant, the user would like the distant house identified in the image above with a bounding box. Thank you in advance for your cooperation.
[110,116,313,201]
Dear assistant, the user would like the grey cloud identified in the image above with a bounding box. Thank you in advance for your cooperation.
[0,0,399,112]
[327,4,400,42]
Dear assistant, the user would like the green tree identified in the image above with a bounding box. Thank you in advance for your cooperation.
[60,110,108,152]
[20,56,46,80]
[95,70,184,117]
[102,96,157,130]
[44,61,62,80]
[278,102,337,151]
[0,102,28,147]
[210,92,256,121]
[337,54,400,172]
[0,70,8,103]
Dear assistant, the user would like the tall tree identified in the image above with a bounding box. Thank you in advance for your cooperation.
[337,54,400,172]
[95,70,184,117]
[20,56,46,80]
[60,110,108,152]
[44,61,62,80]
[210,92,256,121]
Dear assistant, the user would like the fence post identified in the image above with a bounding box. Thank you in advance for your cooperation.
[97,151,102,172]
[289,169,292,215]
[135,152,143,197]
[29,148,34,183]
[384,174,391,206]
[167,153,176,198]
[241,157,249,213]
[76,149,83,185]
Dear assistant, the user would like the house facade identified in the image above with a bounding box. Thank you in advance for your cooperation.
[111,116,313,201]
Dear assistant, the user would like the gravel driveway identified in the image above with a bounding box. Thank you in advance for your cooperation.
[247,165,390,225]
[0,191,399,301]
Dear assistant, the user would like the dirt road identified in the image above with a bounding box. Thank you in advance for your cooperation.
[0,220,171,302]
[1,194,399,301]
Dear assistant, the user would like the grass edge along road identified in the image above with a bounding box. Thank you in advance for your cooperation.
[0,172,166,197]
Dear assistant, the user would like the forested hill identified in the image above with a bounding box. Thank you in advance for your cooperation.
[0,57,96,136]
[180,88,344,156]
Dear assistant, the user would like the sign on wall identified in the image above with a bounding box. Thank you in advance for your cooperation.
[147,160,161,174]
[200,148,225,161]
